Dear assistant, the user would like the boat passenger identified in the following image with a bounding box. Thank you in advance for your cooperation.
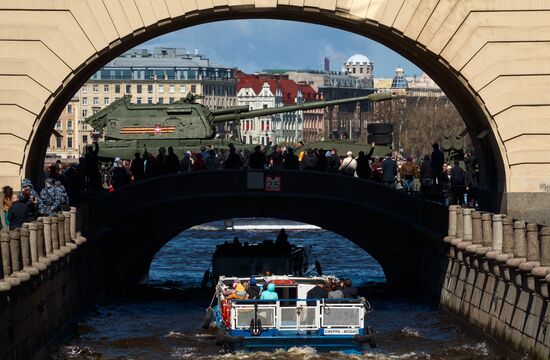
[246,276,261,299]
[306,280,328,305]
[227,283,248,300]
[259,283,278,300]
[342,279,358,298]
[328,282,344,299]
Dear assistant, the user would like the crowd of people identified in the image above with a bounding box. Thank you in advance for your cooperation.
[1,176,70,231]
[222,275,358,302]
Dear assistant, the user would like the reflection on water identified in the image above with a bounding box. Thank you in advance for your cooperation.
[51,222,517,359]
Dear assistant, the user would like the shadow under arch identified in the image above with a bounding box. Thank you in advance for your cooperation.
[28,8,505,212]
[95,170,448,300]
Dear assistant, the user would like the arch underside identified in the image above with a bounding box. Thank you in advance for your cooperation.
[96,171,448,298]
[2,1,550,221]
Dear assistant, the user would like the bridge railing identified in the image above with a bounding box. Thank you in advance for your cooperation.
[443,205,550,298]
[0,207,87,292]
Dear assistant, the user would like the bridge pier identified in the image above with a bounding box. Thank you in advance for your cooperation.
[441,205,550,360]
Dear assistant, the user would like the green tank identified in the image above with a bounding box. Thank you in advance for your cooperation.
[86,92,392,159]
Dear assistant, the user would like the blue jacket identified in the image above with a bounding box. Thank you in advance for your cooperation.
[260,283,279,300]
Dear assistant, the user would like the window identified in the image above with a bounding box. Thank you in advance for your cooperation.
[104,84,110,92]
[180,85,186,93]
[93,84,98,93]
[352,68,356,74]
[82,109,88,118]
[82,135,88,144]
[55,121,61,130]
[104,97,110,105]
[148,84,153,93]
[359,67,363,74]
[169,85,175,93]
[67,104,73,114]
[82,97,88,105]
[158,97,164,104]
[191,85,196,93]
[147,97,153,104]
[137,84,142,94]
[136,97,142,104]
[67,120,73,130]
[158,85,164,93]
[125,84,131,93]
[56,137,62,148]
[67,137,73,149]
[93,97,99,105]
[93,109,99,114]
[82,85,88,93]
[169,97,174,104]
[115,84,121,93]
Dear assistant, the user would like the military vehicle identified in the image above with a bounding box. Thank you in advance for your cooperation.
[85,92,392,159]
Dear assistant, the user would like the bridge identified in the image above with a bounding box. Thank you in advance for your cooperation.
[95,170,448,295]
[2,1,550,359]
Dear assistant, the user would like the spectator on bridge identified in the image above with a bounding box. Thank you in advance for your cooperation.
[420,155,432,193]
[430,143,445,191]
[166,146,180,174]
[154,147,167,176]
[84,141,102,191]
[356,143,375,180]
[296,141,306,163]
[450,160,466,205]
[464,153,479,207]
[20,179,41,209]
[381,153,398,188]
[130,153,144,182]
[223,146,243,169]
[192,153,206,171]
[180,151,194,172]
[249,145,267,169]
[339,151,357,176]
[110,159,131,191]
[269,145,284,170]
[301,149,317,170]
[283,148,299,170]
[314,149,327,172]
[7,191,34,230]
[400,156,419,194]
[143,151,156,178]
[39,178,62,216]
[54,181,69,209]
[326,149,340,173]
[2,185,13,229]
[206,149,218,170]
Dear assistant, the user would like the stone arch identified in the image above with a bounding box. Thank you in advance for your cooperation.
[2,1,550,220]
[95,171,448,298]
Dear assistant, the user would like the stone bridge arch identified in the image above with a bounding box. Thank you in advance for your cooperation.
[94,170,448,298]
[1,1,550,220]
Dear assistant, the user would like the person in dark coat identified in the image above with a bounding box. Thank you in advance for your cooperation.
[7,191,36,230]
[246,276,261,299]
[223,146,243,169]
[430,143,444,191]
[381,153,397,188]
[420,155,432,193]
[356,143,375,180]
[342,279,358,298]
[283,148,299,170]
[306,281,328,305]
[166,146,180,174]
[248,145,267,169]
[450,160,466,205]
[130,152,144,182]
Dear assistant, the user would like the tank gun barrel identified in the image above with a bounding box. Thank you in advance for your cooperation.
[212,92,392,123]
[210,105,250,117]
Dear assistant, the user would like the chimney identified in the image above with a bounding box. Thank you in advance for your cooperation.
[324,57,330,72]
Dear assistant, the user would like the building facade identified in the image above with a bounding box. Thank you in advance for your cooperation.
[47,96,81,160]
[47,48,237,158]
[236,74,322,145]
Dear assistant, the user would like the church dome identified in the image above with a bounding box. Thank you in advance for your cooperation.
[346,54,371,65]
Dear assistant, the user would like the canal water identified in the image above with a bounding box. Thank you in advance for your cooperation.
[51,222,518,359]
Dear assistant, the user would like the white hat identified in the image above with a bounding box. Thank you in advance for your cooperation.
[346,151,353,156]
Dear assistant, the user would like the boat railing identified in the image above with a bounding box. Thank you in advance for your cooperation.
[230,298,365,331]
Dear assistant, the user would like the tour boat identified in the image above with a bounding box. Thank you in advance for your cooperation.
[204,275,376,354]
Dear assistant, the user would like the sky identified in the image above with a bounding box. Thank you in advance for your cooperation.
[141,19,422,78]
